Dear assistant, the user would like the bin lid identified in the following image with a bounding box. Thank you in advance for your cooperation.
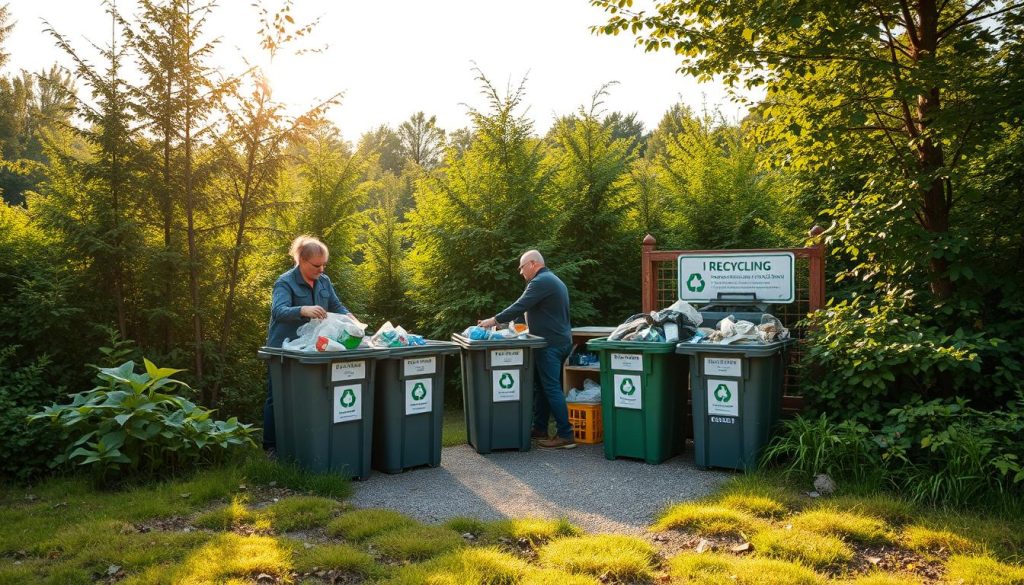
[586,337,680,354]
[675,338,795,357]
[257,345,391,363]
[450,333,548,349]
[379,339,460,357]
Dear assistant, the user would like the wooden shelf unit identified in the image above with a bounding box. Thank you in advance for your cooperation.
[563,326,615,395]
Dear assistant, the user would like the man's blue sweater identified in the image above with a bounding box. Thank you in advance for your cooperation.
[494,267,572,347]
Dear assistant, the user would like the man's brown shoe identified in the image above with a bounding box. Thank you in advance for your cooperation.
[538,436,576,449]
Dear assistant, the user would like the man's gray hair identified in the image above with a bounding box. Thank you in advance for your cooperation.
[521,249,544,265]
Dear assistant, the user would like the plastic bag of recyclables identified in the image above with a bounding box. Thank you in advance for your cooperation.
[282,312,368,352]
[370,321,427,348]
[608,300,703,343]
[687,314,791,345]
[461,322,529,341]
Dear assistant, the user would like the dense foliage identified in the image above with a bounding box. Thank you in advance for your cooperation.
[29,359,257,484]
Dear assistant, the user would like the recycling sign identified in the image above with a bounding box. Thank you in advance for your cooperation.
[677,252,794,303]
[333,384,362,422]
[686,273,706,293]
[706,379,738,417]
[405,378,432,415]
[492,369,520,402]
[614,374,642,409]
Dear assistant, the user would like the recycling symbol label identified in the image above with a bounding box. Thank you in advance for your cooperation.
[619,378,636,395]
[613,374,642,410]
[707,379,738,417]
[686,273,706,293]
[492,369,520,402]
[406,378,432,415]
[714,383,732,403]
[333,385,362,422]
[340,388,357,408]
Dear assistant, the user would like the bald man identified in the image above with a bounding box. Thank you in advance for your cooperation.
[479,250,575,449]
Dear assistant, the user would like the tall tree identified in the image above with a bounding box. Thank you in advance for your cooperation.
[358,124,404,175]
[406,71,553,337]
[397,111,445,169]
[593,0,1022,301]
[546,84,637,321]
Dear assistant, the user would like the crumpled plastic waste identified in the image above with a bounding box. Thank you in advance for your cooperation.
[608,300,702,342]
[369,321,426,347]
[686,314,790,345]
[461,323,527,341]
[567,378,602,403]
[282,312,367,352]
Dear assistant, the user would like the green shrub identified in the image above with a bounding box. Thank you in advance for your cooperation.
[0,349,64,481]
[28,359,257,483]
[761,413,882,484]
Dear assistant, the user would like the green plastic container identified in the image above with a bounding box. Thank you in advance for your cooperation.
[257,346,389,479]
[372,341,460,473]
[451,333,548,454]
[586,337,688,464]
[676,340,793,471]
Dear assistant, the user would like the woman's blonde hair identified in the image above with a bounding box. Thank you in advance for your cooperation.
[289,235,329,265]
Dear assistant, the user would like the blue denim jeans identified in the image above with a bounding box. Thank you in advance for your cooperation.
[533,342,573,440]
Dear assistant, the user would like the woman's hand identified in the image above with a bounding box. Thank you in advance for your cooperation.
[300,305,328,319]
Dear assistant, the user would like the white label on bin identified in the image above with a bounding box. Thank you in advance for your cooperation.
[710,416,737,425]
[613,374,642,409]
[611,353,643,371]
[331,360,366,381]
[492,369,520,402]
[707,379,739,417]
[490,349,524,367]
[704,357,741,377]
[403,357,436,377]
[405,378,432,415]
[333,384,362,423]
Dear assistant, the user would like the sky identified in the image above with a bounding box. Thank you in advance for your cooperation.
[2,0,750,141]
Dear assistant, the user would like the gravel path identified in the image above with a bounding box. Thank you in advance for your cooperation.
[349,444,732,535]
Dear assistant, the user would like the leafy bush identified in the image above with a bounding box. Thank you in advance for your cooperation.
[0,348,63,481]
[29,359,257,483]
[801,290,1019,424]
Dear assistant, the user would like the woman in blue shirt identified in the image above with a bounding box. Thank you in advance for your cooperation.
[263,235,355,452]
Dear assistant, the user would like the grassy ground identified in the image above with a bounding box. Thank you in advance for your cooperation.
[2,442,1022,583]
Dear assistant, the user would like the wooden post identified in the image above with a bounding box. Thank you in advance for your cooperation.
[807,225,826,311]
[641,234,656,312]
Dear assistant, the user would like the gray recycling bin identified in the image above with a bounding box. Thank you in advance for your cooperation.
[451,333,548,454]
[257,346,389,479]
[372,341,460,473]
[676,306,793,471]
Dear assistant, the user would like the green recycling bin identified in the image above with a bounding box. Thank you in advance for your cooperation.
[586,338,688,464]
[372,341,460,473]
[257,346,389,479]
[676,339,794,471]
[451,333,548,454]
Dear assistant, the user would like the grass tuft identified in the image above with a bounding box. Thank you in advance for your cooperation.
[368,524,464,560]
[522,568,600,584]
[326,508,416,541]
[241,455,351,499]
[654,502,761,536]
[903,525,978,555]
[944,555,1024,585]
[669,551,823,584]
[822,494,917,526]
[791,508,894,545]
[718,493,790,519]
[262,495,340,532]
[290,541,379,576]
[849,573,923,585]
[750,527,854,570]
[443,516,489,535]
[170,533,291,585]
[193,496,256,530]
[537,534,656,580]
[383,546,529,585]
